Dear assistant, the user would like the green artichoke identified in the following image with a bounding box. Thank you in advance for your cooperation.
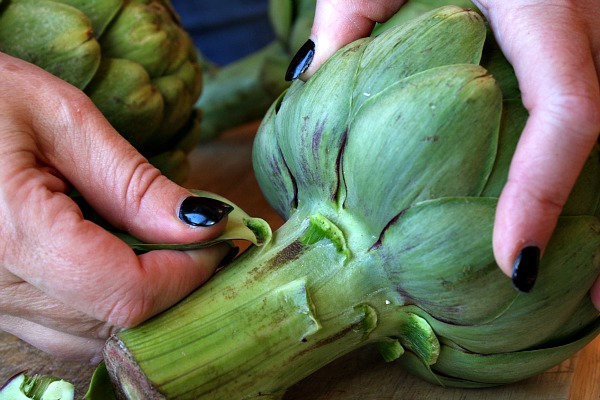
[0,0,202,183]
[100,5,600,399]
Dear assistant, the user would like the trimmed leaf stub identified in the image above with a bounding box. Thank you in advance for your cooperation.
[300,213,350,258]
[117,190,272,251]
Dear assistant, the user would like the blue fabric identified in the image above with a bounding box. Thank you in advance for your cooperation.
[171,0,275,66]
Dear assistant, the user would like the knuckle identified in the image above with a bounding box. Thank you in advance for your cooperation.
[102,287,155,329]
[544,85,600,140]
[116,160,164,230]
[513,177,566,217]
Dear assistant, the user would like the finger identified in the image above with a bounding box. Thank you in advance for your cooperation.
[480,3,600,289]
[0,314,105,363]
[1,53,231,245]
[286,0,406,81]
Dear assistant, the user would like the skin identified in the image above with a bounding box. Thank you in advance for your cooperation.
[304,0,600,310]
[0,53,230,362]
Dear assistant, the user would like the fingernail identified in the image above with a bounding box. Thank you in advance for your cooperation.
[512,246,540,293]
[285,39,315,81]
[178,196,233,227]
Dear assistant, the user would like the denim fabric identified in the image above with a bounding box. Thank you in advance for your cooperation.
[171,0,275,66]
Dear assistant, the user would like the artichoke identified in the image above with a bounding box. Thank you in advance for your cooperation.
[98,5,600,399]
[0,0,202,183]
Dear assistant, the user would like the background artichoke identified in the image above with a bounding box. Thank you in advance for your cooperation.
[0,0,202,183]
[196,0,479,140]
[101,6,600,399]
[195,0,315,140]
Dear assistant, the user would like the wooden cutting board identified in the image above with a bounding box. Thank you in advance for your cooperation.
[1,123,599,399]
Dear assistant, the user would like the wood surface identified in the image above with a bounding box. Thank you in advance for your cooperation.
[1,123,599,399]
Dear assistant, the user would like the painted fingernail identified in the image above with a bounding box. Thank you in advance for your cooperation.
[285,39,315,81]
[512,246,540,293]
[178,197,233,227]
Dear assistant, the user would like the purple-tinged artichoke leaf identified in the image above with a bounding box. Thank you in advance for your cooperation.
[253,93,298,219]
[273,38,370,209]
[378,197,516,325]
[407,215,600,353]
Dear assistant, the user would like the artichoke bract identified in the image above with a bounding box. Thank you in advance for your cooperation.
[0,0,202,183]
[103,6,600,399]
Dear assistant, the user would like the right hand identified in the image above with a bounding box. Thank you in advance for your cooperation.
[0,52,231,363]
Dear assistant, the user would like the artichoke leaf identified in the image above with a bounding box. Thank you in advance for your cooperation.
[253,93,298,219]
[429,319,600,386]
[0,0,101,90]
[343,64,502,235]
[85,57,164,149]
[117,190,272,250]
[146,73,193,150]
[83,362,117,400]
[562,144,600,216]
[353,5,487,111]
[480,99,528,197]
[274,38,371,208]
[55,0,123,37]
[480,27,521,101]
[378,197,517,325]
[407,215,600,353]
[99,1,189,78]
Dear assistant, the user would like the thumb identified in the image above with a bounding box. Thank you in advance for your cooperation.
[285,0,407,81]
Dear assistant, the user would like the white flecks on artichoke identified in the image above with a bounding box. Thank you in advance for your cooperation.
[100,6,600,399]
[0,0,201,183]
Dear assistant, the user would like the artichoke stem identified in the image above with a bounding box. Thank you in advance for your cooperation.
[104,211,405,399]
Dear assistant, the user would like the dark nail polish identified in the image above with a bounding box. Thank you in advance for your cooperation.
[178,197,233,227]
[285,39,315,81]
[512,246,540,293]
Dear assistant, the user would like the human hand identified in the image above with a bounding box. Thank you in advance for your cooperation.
[286,0,600,309]
[0,52,233,362]
[469,0,600,307]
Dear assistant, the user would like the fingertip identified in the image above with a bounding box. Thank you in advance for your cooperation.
[492,182,554,290]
